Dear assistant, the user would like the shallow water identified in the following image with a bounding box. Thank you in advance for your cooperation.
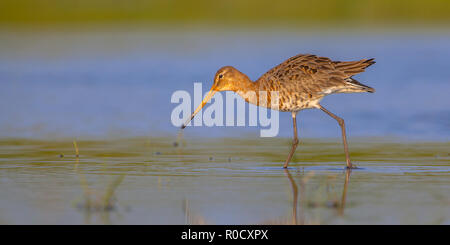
[0,137,448,225]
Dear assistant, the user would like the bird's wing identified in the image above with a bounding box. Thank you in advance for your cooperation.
[256,54,374,96]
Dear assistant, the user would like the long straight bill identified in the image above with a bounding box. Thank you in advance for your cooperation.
[181,86,217,129]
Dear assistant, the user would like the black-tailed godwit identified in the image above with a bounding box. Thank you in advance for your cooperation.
[181,54,375,169]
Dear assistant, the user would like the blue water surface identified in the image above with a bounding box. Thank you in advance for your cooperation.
[0,28,449,140]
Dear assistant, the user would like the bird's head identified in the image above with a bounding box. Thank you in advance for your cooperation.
[212,66,249,92]
[181,66,251,129]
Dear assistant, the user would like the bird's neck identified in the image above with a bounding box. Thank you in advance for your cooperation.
[235,79,260,105]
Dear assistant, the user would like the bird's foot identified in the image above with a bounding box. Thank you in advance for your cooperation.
[346,162,358,169]
[283,158,291,169]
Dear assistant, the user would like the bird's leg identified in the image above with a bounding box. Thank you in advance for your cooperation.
[318,105,356,169]
[283,112,299,168]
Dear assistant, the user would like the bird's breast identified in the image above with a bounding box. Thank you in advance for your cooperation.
[236,89,322,112]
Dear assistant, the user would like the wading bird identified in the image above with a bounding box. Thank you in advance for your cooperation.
[181,54,375,169]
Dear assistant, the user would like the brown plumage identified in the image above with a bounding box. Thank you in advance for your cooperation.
[239,54,375,111]
[182,53,376,169]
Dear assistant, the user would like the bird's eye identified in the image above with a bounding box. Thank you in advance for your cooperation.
[219,74,223,79]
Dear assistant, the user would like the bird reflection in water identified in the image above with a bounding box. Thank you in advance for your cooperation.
[261,168,352,224]
[182,168,352,225]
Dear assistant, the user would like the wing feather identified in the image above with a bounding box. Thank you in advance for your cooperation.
[256,54,375,96]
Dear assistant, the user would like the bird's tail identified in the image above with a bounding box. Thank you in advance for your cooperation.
[344,78,375,93]
[333,58,375,93]
[334,58,376,76]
